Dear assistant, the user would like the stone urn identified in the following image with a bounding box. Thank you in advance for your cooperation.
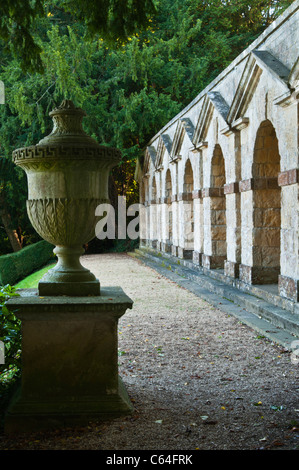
[12,99,121,296]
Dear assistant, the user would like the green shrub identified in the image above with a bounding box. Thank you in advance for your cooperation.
[15,262,55,289]
[0,240,55,286]
[0,284,21,378]
[0,285,21,419]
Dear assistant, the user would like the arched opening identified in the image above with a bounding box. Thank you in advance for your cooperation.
[165,169,172,245]
[183,159,194,251]
[252,120,281,284]
[210,144,226,269]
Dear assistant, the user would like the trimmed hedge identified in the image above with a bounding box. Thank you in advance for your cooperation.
[0,241,55,286]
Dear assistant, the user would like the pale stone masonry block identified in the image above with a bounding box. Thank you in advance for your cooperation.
[281,185,297,229]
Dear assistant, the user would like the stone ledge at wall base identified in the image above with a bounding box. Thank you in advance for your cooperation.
[132,246,299,343]
[4,287,134,434]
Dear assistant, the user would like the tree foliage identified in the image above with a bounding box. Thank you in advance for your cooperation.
[0,0,294,253]
[0,0,157,73]
[0,157,29,253]
[0,0,44,73]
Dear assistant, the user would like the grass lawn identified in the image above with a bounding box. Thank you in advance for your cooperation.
[15,263,56,289]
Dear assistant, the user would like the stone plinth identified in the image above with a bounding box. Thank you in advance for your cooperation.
[4,287,133,433]
[278,275,299,302]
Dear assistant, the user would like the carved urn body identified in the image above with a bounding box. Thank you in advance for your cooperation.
[12,100,120,296]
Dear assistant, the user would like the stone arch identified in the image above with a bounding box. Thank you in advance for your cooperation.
[210,144,226,269]
[252,119,281,284]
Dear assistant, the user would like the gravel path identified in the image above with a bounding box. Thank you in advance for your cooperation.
[0,252,298,451]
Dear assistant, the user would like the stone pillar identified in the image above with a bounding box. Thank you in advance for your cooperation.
[177,192,193,259]
[145,200,151,247]
[171,194,179,257]
[170,160,180,257]
[224,182,241,278]
[156,197,162,251]
[160,197,171,253]
[5,288,133,433]
[239,180,254,283]
[162,169,173,253]
[149,200,157,249]
[139,176,148,246]
[278,169,299,301]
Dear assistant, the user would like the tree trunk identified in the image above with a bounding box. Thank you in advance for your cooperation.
[0,192,22,252]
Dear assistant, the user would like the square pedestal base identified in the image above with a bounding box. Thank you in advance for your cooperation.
[4,287,134,434]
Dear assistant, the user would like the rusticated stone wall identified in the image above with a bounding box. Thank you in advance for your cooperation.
[138,1,299,303]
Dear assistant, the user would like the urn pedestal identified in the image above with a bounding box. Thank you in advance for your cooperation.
[4,101,134,433]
